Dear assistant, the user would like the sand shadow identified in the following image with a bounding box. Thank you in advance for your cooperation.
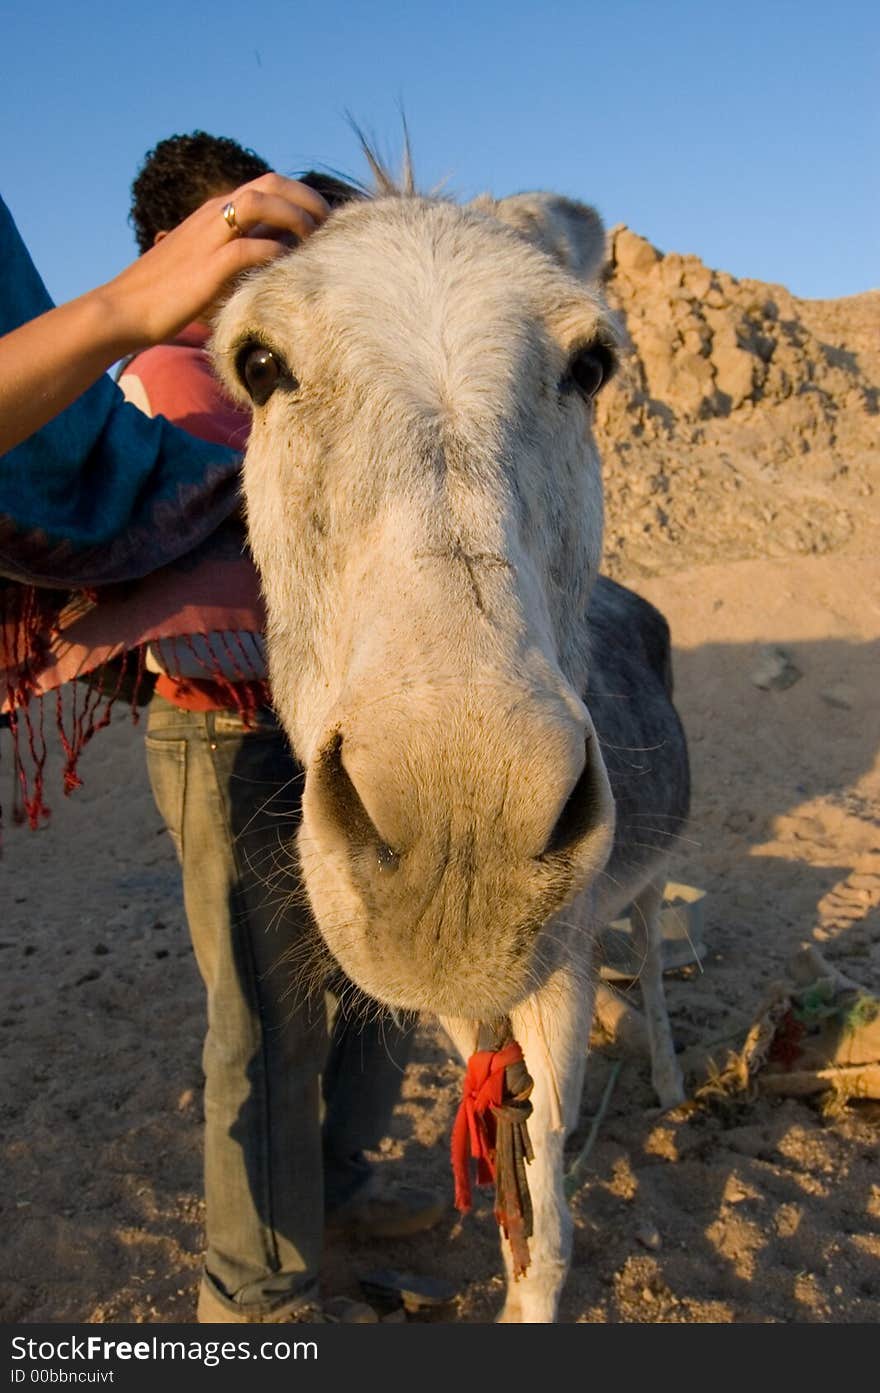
[558,630,880,1321]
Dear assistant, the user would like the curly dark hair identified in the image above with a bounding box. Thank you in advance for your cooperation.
[295,169,366,209]
[129,131,271,252]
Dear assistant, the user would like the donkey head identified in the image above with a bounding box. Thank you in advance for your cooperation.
[213,186,620,1018]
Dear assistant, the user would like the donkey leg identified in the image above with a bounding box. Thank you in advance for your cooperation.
[494,963,594,1324]
[630,876,685,1109]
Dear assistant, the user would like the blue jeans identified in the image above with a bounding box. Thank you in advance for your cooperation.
[145,694,412,1315]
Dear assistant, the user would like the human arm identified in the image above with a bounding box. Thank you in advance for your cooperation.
[0,174,327,455]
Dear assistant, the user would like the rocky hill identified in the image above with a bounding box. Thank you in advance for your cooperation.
[595,227,879,577]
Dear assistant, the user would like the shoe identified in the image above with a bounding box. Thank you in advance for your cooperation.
[325,1177,446,1241]
[197,1277,378,1324]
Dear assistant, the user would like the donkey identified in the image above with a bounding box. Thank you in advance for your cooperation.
[212,181,690,1323]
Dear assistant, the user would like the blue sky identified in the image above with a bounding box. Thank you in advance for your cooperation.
[2,0,877,306]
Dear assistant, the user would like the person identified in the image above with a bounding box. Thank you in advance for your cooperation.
[0,141,441,1325]
[115,132,439,1324]
[0,172,328,459]
[1,171,330,800]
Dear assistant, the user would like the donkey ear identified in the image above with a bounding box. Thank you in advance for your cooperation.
[472,192,607,283]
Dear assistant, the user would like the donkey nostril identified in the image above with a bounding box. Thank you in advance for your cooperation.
[376,843,400,872]
[314,733,382,850]
[309,732,401,867]
[541,740,602,858]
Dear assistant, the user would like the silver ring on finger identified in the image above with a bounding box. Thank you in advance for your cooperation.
[221,202,242,237]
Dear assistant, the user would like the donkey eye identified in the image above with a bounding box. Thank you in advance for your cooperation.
[567,343,616,399]
[236,344,291,406]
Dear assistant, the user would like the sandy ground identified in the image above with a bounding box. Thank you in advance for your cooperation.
[2,551,877,1325]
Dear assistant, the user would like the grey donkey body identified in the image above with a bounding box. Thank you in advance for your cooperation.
[213,183,690,1321]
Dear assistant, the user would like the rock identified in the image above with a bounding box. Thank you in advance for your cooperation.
[713,339,756,408]
[596,240,878,598]
[686,264,713,300]
[660,254,686,291]
[681,324,712,356]
[635,1222,662,1251]
[820,683,855,710]
[705,285,730,309]
[723,1176,752,1205]
[322,1295,379,1324]
[614,227,660,274]
[750,646,802,691]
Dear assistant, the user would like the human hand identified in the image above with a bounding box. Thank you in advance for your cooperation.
[97,173,330,351]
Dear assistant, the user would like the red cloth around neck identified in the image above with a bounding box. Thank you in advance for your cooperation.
[451,1042,524,1213]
